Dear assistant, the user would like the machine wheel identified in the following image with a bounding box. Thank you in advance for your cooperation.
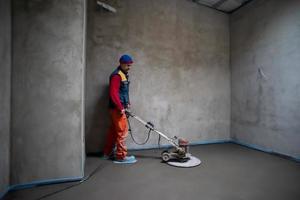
[162,151,170,162]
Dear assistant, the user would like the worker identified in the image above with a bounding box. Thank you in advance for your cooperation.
[102,54,137,164]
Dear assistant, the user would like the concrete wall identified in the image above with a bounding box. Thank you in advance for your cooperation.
[231,0,300,158]
[11,0,85,185]
[86,0,230,152]
[0,0,11,195]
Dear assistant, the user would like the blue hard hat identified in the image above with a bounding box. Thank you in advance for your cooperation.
[119,54,133,64]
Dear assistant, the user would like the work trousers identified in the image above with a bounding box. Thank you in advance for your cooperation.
[103,109,128,160]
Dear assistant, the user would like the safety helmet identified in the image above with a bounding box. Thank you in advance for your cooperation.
[119,54,133,64]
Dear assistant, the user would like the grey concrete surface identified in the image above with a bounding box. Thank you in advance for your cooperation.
[3,143,300,200]
[85,0,230,153]
[230,0,300,158]
[10,0,86,185]
[0,0,11,195]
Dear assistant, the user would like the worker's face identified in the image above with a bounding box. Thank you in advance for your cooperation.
[120,63,132,73]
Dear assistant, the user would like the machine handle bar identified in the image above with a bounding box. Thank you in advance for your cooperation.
[125,110,179,148]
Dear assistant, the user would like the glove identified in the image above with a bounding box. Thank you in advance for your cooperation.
[120,109,125,115]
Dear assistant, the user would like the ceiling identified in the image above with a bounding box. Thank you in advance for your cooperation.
[192,0,253,13]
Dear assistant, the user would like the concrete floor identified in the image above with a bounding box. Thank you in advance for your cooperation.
[3,143,300,200]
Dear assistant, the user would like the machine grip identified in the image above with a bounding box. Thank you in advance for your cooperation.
[125,109,133,118]
[146,122,154,130]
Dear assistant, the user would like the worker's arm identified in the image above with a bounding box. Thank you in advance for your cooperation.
[109,75,124,112]
[126,80,130,109]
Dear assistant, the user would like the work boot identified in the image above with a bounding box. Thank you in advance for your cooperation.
[100,152,115,160]
[100,154,110,160]
[113,155,137,164]
[126,155,135,160]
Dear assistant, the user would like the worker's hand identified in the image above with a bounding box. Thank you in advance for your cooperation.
[120,109,126,115]
[124,108,132,117]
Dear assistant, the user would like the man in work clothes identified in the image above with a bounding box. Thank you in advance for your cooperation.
[102,54,137,164]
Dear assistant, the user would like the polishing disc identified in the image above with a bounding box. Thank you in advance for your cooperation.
[167,155,201,168]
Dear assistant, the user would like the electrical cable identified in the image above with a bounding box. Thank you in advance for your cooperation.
[127,114,163,149]
[158,134,161,149]
[35,163,105,200]
[127,117,152,145]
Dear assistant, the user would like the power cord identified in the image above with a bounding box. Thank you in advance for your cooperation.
[127,116,162,148]
[35,163,105,200]
[127,117,152,145]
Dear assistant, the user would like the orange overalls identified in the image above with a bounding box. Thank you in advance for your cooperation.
[103,109,128,160]
[103,68,130,160]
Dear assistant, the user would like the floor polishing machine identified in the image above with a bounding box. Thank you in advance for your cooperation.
[125,110,201,168]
